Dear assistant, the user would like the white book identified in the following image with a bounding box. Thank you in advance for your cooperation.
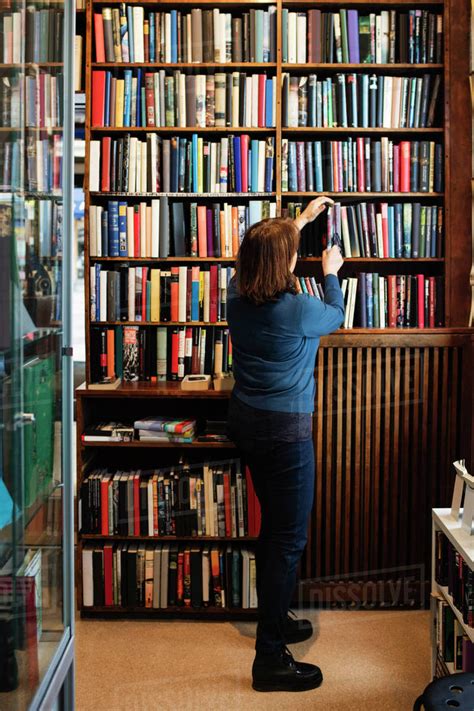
[381,11,390,64]
[89,140,100,192]
[245,76,252,127]
[199,329,206,373]
[128,267,135,321]
[139,202,146,257]
[133,7,145,63]
[151,199,160,258]
[196,75,206,127]
[149,133,157,191]
[128,137,137,193]
[152,546,162,608]
[391,77,401,129]
[90,267,96,321]
[141,141,147,193]
[269,202,277,218]
[178,73,186,127]
[82,548,93,607]
[210,143,218,193]
[288,12,297,64]
[178,266,187,322]
[213,9,221,62]
[379,276,386,328]
[375,16,382,64]
[12,12,21,64]
[89,205,98,256]
[99,271,107,321]
[288,79,298,127]
[257,141,265,191]
[225,203,232,256]
[160,545,170,608]
[376,213,384,257]
[219,13,226,64]
[341,206,352,257]
[231,72,239,126]
[383,76,393,128]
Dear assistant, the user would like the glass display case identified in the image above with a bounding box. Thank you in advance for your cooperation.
[0,0,74,708]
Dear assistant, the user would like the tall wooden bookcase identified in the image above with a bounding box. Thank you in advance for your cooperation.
[77,0,474,618]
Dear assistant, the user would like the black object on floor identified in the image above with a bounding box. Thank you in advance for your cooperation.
[413,672,474,710]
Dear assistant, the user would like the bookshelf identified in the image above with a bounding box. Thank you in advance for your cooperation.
[77,0,474,618]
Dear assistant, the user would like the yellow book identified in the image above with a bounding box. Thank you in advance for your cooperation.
[115,79,124,128]
[150,269,161,322]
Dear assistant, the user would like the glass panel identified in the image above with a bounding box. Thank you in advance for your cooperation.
[0,0,70,707]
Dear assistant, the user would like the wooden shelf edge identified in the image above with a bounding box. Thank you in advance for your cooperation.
[80,440,236,448]
[80,534,256,541]
[80,606,258,619]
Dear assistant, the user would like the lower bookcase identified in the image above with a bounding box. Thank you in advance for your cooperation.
[431,509,474,677]
[76,383,259,620]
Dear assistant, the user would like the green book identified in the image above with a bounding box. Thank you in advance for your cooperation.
[340,10,349,63]
[255,10,264,63]
[359,15,372,63]
[420,206,427,258]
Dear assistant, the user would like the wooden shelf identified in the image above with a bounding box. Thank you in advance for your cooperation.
[80,534,255,541]
[80,439,236,448]
[282,192,444,197]
[91,61,277,69]
[91,320,228,326]
[91,126,275,133]
[89,256,443,263]
[81,606,258,619]
[281,62,443,71]
[89,191,275,198]
[76,381,232,398]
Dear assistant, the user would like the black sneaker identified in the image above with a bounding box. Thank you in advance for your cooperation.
[252,646,323,692]
[284,610,313,644]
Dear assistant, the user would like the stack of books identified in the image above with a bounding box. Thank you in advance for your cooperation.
[134,416,196,443]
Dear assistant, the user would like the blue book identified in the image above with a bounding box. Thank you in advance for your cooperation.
[192,134,198,192]
[123,70,132,127]
[248,201,262,226]
[95,264,101,321]
[255,10,264,63]
[387,205,395,258]
[104,71,111,127]
[101,208,108,257]
[108,201,120,256]
[191,279,199,321]
[313,142,323,192]
[233,137,242,192]
[170,11,178,63]
[149,13,155,62]
[127,6,134,63]
[118,202,128,256]
[265,78,273,127]
[403,203,413,258]
[250,140,259,192]
[359,273,367,327]
[136,68,142,128]
[288,142,297,192]
[394,204,403,257]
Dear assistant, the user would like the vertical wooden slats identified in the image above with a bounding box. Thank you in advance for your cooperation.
[307,343,465,600]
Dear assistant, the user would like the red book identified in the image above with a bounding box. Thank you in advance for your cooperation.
[170,328,179,379]
[416,274,425,328]
[183,548,191,606]
[170,266,179,321]
[100,136,111,192]
[223,471,232,537]
[94,13,106,62]
[387,275,397,327]
[103,545,113,606]
[240,134,249,192]
[210,548,222,606]
[101,476,109,535]
[304,277,314,295]
[141,266,148,322]
[106,328,115,379]
[393,144,400,192]
[133,473,140,536]
[428,276,436,327]
[92,71,106,127]
[177,550,184,604]
[400,141,410,192]
[133,205,140,257]
[258,74,266,127]
[209,265,218,322]
[356,137,365,192]
[144,73,155,127]
[245,467,261,537]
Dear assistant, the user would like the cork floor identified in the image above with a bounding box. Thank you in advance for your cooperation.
[75,609,430,710]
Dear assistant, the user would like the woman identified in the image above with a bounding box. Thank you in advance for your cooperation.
[227,197,344,693]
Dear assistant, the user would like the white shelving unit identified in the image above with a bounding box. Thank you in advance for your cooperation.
[431,507,474,677]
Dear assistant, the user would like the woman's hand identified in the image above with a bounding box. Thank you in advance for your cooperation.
[322,245,344,277]
[294,196,335,231]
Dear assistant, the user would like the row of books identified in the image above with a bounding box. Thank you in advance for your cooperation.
[92,69,276,129]
[82,543,257,610]
[91,325,232,383]
[134,416,196,443]
[79,460,260,539]
[282,9,442,65]
[435,597,474,672]
[90,264,234,325]
[89,199,275,259]
[281,139,443,194]
[94,6,277,65]
[340,273,443,329]
[282,73,441,129]
[0,137,62,194]
[81,418,231,445]
[0,73,20,128]
[325,202,443,259]
[0,7,63,64]
[90,134,275,195]
[25,199,63,259]
[435,531,474,629]
[25,72,64,129]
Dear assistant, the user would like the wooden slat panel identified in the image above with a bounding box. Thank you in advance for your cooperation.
[363,349,372,573]
[343,348,353,573]
[325,349,334,571]
[373,348,382,568]
[314,350,324,579]
[334,348,344,575]
[353,349,363,572]
[410,348,422,567]
[399,349,410,564]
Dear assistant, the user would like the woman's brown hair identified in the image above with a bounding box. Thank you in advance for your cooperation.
[235,218,300,305]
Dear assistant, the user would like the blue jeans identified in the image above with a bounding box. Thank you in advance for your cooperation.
[227,395,315,654]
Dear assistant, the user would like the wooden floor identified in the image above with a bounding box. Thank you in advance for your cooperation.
[75,608,431,710]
